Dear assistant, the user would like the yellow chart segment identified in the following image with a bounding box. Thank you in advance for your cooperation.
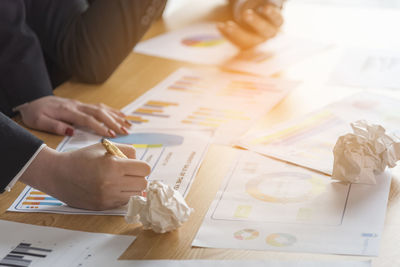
[145,100,178,107]
[131,144,163,148]
[249,110,335,145]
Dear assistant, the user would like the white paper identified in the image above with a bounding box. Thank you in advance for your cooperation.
[121,67,298,144]
[330,48,400,90]
[193,150,390,256]
[106,260,371,267]
[0,220,133,267]
[135,23,329,76]
[126,181,193,233]
[237,92,400,175]
[332,120,400,184]
[8,128,212,215]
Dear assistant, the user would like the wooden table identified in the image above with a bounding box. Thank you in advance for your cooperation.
[2,1,400,266]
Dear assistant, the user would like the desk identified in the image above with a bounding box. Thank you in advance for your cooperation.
[1,1,400,266]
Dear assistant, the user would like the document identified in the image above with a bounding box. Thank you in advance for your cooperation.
[0,220,133,267]
[8,128,213,215]
[330,48,400,90]
[121,67,298,144]
[135,23,329,76]
[237,92,400,175]
[108,260,371,267]
[193,150,390,256]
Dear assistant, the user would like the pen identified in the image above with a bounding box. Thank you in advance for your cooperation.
[101,138,127,158]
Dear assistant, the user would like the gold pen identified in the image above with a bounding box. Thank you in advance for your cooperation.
[101,138,127,158]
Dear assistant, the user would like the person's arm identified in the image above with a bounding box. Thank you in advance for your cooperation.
[219,0,285,49]
[0,0,53,118]
[0,0,131,138]
[59,0,168,84]
[0,113,43,193]
[1,112,150,210]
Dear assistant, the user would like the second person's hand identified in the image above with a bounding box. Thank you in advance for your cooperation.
[218,3,283,50]
[16,95,132,137]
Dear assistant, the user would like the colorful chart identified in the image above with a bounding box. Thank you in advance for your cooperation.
[167,75,204,93]
[245,172,327,203]
[266,233,297,247]
[20,190,63,209]
[181,35,225,47]
[248,110,341,146]
[233,229,259,241]
[182,107,250,128]
[129,100,178,123]
[219,80,281,98]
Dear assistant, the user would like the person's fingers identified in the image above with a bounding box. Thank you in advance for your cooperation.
[243,9,277,39]
[97,103,126,118]
[218,21,264,49]
[257,4,284,27]
[78,104,128,135]
[114,143,136,159]
[109,112,132,128]
[122,160,152,177]
[58,107,115,137]
[118,176,148,192]
[35,114,75,136]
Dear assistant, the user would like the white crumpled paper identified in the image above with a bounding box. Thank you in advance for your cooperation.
[125,181,193,233]
[332,120,400,184]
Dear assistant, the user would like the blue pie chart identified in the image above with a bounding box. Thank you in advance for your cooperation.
[110,133,184,147]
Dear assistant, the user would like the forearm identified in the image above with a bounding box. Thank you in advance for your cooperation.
[0,0,53,117]
[19,146,61,194]
[0,113,44,192]
[60,0,168,84]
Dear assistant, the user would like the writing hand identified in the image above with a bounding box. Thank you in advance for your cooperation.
[20,143,151,210]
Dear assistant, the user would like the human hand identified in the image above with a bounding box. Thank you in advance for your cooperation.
[20,143,151,210]
[218,4,283,49]
[16,96,131,138]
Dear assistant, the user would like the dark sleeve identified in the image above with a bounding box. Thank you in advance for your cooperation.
[0,0,53,117]
[59,0,168,84]
[0,112,43,193]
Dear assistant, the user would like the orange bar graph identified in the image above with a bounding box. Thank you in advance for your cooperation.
[29,191,46,195]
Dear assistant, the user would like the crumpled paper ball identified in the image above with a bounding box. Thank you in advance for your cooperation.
[125,181,193,233]
[332,120,400,184]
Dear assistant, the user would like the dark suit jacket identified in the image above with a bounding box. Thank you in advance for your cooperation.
[0,0,167,192]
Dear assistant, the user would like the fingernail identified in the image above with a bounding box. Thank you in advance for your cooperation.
[121,126,129,134]
[108,129,116,138]
[124,119,132,127]
[65,128,74,136]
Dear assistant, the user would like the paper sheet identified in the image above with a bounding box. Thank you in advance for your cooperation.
[330,48,400,90]
[121,67,298,144]
[193,150,390,256]
[106,260,371,267]
[0,219,133,267]
[134,23,329,76]
[237,92,400,175]
[8,128,212,215]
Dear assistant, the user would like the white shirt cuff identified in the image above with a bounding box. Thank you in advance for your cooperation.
[5,144,47,192]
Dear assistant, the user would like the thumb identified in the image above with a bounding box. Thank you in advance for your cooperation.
[37,115,75,136]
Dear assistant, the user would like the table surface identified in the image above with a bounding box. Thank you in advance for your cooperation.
[2,1,400,266]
